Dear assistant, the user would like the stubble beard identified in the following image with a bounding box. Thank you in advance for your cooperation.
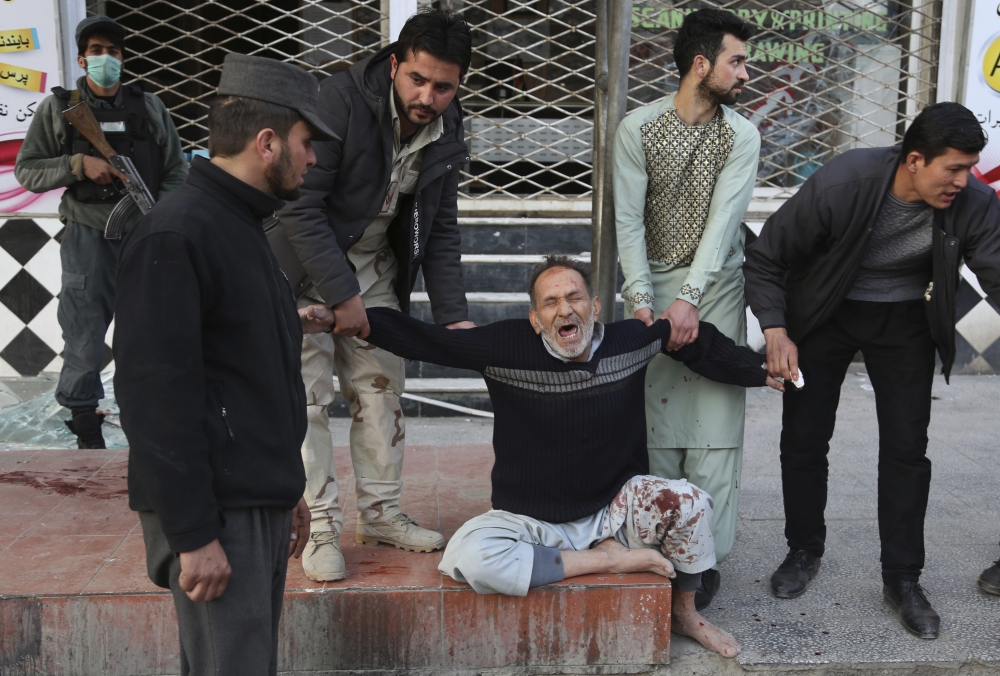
[264,141,301,202]
[392,79,442,130]
[697,69,742,107]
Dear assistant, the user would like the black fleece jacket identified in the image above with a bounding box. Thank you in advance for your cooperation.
[745,146,1000,379]
[365,308,767,522]
[273,44,470,323]
[115,157,307,553]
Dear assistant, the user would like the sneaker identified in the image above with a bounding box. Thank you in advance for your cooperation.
[883,580,940,639]
[302,531,346,582]
[771,549,821,599]
[356,513,445,552]
[978,560,1000,596]
[65,409,106,449]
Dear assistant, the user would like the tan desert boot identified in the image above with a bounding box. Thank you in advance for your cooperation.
[302,531,347,581]
[356,513,445,552]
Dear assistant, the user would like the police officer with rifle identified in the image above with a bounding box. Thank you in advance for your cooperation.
[15,16,187,448]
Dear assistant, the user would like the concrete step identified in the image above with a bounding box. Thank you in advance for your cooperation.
[0,446,672,674]
[415,258,625,295]
[329,376,493,418]
[457,217,593,258]
[414,216,625,295]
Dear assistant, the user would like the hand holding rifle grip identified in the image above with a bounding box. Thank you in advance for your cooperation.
[62,101,155,240]
[62,102,118,163]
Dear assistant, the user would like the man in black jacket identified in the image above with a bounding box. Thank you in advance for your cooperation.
[271,10,473,581]
[115,55,337,675]
[744,102,1000,639]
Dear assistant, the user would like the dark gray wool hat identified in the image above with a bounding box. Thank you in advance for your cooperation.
[76,16,126,45]
[217,53,339,142]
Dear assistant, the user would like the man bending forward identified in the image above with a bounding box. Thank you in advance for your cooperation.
[360,254,783,657]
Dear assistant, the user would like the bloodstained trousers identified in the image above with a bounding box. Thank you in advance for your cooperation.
[440,475,717,596]
[648,445,743,566]
[779,299,935,584]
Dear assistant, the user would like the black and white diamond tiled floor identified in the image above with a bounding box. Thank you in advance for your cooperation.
[0,217,113,378]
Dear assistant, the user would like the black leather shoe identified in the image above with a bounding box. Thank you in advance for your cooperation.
[65,409,106,449]
[694,568,721,611]
[883,581,940,639]
[978,560,1000,596]
[770,549,821,599]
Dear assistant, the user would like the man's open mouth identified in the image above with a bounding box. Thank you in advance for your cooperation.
[558,323,580,339]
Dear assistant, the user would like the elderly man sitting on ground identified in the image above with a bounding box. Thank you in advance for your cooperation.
[340,254,782,657]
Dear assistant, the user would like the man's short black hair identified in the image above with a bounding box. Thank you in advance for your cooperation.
[394,9,472,79]
[674,9,754,80]
[77,32,124,58]
[528,253,594,309]
[900,102,987,164]
[208,96,302,158]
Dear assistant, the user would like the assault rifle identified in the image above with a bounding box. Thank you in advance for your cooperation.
[62,102,156,240]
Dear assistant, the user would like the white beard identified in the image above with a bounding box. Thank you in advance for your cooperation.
[540,311,596,360]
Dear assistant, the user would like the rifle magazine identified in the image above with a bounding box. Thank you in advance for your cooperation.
[105,196,139,240]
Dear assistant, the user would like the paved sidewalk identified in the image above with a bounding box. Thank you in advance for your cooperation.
[668,368,1000,673]
[329,370,1000,673]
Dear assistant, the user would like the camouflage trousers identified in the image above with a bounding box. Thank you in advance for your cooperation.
[298,296,406,534]
[439,475,716,596]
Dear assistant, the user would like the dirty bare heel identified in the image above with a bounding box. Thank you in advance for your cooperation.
[671,590,741,658]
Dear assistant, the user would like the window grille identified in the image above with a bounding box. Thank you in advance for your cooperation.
[89,0,941,199]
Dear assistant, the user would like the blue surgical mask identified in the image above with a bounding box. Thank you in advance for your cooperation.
[85,54,121,89]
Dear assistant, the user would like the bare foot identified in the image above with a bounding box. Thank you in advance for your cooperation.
[593,538,675,579]
[671,589,741,658]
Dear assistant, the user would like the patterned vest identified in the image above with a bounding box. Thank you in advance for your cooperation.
[640,107,735,268]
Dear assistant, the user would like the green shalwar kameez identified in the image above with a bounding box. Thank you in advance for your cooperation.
[612,93,761,564]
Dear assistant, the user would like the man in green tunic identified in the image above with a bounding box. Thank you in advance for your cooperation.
[613,8,759,608]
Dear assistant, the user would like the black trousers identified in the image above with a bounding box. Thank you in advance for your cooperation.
[780,299,935,584]
[140,507,293,676]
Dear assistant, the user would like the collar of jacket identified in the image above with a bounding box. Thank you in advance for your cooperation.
[188,155,285,222]
[349,44,466,156]
[76,75,123,109]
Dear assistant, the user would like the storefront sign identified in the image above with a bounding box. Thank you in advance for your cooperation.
[631,1,899,187]
[0,0,64,213]
[964,0,1000,191]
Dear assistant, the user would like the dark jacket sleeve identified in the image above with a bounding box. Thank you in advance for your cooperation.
[961,188,1000,307]
[365,307,490,371]
[114,230,221,553]
[420,164,469,325]
[276,86,359,307]
[667,321,768,387]
[743,172,832,330]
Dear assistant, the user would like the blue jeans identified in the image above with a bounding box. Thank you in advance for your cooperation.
[55,221,120,409]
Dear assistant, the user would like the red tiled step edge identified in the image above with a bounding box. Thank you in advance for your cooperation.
[0,447,672,673]
[1,577,671,674]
